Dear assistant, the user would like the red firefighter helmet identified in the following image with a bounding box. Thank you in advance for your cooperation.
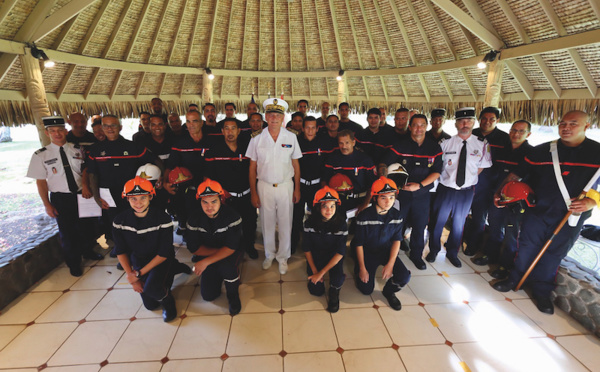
[313,186,341,206]
[196,178,225,199]
[328,173,354,193]
[168,166,193,185]
[122,176,156,198]
[498,181,536,213]
[371,176,398,197]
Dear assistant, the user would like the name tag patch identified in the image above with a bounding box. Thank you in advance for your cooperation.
[281,144,292,148]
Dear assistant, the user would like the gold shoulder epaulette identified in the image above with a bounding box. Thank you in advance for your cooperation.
[251,129,263,138]
[287,128,299,135]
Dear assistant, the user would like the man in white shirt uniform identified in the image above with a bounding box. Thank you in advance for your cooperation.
[427,108,492,267]
[247,98,302,274]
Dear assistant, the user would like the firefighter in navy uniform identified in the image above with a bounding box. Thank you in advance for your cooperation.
[337,102,363,135]
[186,179,244,316]
[164,110,211,235]
[472,120,533,268]
[205,118,259,259]
[493,111,600,314]
[27,116,104,277]
[380,114,443,270]
[428,108,492,268]
[291,116,333,254]
[355,108,395,165]
[465,107,512,256]
[66,112,97,147]
[353,177,411,311]
[318,114,341,153]
[426,108,451,143]
[322,130,377,217]
[113,177,183,322]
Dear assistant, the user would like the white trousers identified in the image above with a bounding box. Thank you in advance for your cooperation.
[257,179,293,262]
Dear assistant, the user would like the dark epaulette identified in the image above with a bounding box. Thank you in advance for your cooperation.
[476,136,485,142]
[251,129,263,138]
[73,143,81,149]
[34,147,47,155]
[287,128,299,135]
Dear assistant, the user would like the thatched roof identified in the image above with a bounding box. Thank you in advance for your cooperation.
[0,0,599,125]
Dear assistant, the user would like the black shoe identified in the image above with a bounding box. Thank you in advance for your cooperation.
[425,252,437,263]
[161,294,177,322]
[534,296,554,315]
[472,255,489,266]
[446,256,462,268]
[492,279,516,292]
[246,247,259,260]
[327,287,340,313]
[228,291,242,316]
[175,262,192,275]
[69,266,83,277]
[384,292,402,311]
[490,266,509,279]
[463,246,477,256]
[400,240,410,252]
[83,251,104,260]
[116,262,123,271]
[409,256,426,270]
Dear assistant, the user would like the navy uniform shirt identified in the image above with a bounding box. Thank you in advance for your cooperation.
[426,129,451,144]
[186,204,243,254]
[339,119,363,135]
[316,117,327,130]
[166,132,212,183]
[87,136,154,191]
[112,207,175,269]
[205,139,251,195]
[217,117,243,130]
[353,205,404,254]
[382,136,443,196]
[355,126,395,165]
[67,130,97,148]
[140,133,174,162]
[302,219,348,256]
[391,130,411,145]
[297,135,334,183]
[495,140,533,183]
[317,132,339,153]
[514,138,600,215]
[323,149,377,194]
[473,127,511,183]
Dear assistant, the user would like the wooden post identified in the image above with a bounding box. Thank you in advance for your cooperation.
[337,76,347,106]
[202,70,214,103]
[20,48,51,146]
[483,59,504,108]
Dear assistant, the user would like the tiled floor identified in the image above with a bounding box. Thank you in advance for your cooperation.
[1,234,599,372]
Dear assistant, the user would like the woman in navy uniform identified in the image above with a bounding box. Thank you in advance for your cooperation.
[186,179,243,315]
[353,177,411,310]
[113,177,181,322]
[303,186,348,313]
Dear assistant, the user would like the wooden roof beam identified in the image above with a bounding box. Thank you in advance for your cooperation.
[109,70,122,100]
[532,54,561,98]
[314,0,329,70]
[537,0,567,36]
[223,0,236,69]
[0,0,19,25]
[327,0,345,70]
[430,0,504,50]
[505,59,533,100]
[135,72,145,99]
[389,0,417,65]
[31,0,97,42]
[167,0,188,66]
[206,0,220,67]
[182,0,203,98]
[418,74,430,102]
[299,0,311,99]
[147,0,171,63]
[125,0,153,61]
[51,16,77,50]
[568,49,597,97]
[422,0,458,60]
[398,75,408,101]
[238,0,249,99]
[439,71,453,101]
[460,68,478,101]
[589,0,600,20]
[406,0,437,63]
[345,0,369,100]
[372,0,399,66]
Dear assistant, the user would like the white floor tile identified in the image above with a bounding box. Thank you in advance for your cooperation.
[372,278,420,307]
[0,322,77,368]
[45,365,100,372]
[512,299,589,336]
[168,315,231,359]
[0,325,25,351]
[379,306,446,346]
[343,348,406,372]
[99,361,162,372]
[86,289,141,321]
[91,254,119,267]
[227,313,282,356]
[222,354,283,372]
[331,308,392,349]
[468,300,546,339]
[239,282,282,313]
[399,254,437,276]
[425,303,477,343]
[70,266,124,290]
[429,253,475,275]
[398,344,463,372]
[186,285,231,316]
[284,351,344,372]
[407,275,458,304]
[453,338,589,372]
[281,281,327,311]
[556,334,600,371]
[108,318,181,363]
[443,273,506,302]
[338,281,375,309]
[36,290,106,323]
[283,311,338,353]
[0,291,62,325]
[241,257,281,283]
[162,358,222,371]
[281,255,310,281]
[28,267,84,292]
[48,320,129,366]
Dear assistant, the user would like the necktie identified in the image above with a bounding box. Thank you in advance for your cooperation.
[456,140,467,187]
[60,146,79,194]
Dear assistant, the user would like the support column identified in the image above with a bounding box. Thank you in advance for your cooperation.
[483,59,504,108]
[337,77,347,106]
[20,48,51,146]
[202,70,213,103]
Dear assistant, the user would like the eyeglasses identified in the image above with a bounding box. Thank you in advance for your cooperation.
[102,124,120,129]
[509,129,528,134]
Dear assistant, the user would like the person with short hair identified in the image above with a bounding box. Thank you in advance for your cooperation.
[132,111,152,143]
[201,103,221,138]
[316,102,330,129]
[66,112,96,147]
[426,108,451,143]
[355,107,394,164]
[188,103,199,112]
[337,102,363,134]
[303,186,348,313]
[353,177,411,310]
[168,112,186,138]
[319,114,341,152]
[91,115,106,142]
[217,102,243,129]
[392,108,410,142]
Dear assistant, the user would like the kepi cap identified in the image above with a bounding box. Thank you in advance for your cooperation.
[431,108,446,118]
[263,98,288,115]
[455,107,476,119]
[42,116,66,128]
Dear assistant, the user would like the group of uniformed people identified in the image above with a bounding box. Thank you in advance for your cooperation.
[27,95,600,320]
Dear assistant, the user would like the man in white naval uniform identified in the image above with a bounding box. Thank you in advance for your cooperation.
[246,98,302,275]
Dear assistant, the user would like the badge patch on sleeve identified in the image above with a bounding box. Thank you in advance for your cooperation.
[281,144,292,148]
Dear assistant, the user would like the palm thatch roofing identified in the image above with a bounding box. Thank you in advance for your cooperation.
[0,0,599,125]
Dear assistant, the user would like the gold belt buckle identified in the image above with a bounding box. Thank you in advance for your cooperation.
[272,183,278,187]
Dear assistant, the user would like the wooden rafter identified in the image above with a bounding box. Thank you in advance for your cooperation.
[327,0,345,70]
[299,0,311,99]
[358,0,387,100]
[461,68,478,100]
[537,0,566,35]
[460,0,502,38]
[439,71,453,101]
[589,0,600,20]
[532,55,561,98]
[147,0,171,64]
[406,0,436,63]
[31,0,97,42]
[399,75,408,101]
[238,0,249,99]
[158,73,166,97]
[418,74,430,102]
[287,0,294,98]
[0,0,19,25]
[181,0,203,98]
[389,0,417,65]
[109,70,122,99]
[505,59,533,100]
[314,0,330,98]
[422,0,458,60]
[51,17,77,50]
[344,0,369,100]
[125,0,153,61]
[206,0,220,67]
[223,0,236,69]
[459,24,478,55]
[167,0,188,66]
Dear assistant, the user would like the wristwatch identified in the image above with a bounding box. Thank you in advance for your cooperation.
[134,270,141,278]
[418,182,424,189]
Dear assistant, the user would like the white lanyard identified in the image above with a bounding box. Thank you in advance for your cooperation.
[550,140,571,209]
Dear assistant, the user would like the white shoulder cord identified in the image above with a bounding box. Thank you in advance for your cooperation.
[550,140,579,226]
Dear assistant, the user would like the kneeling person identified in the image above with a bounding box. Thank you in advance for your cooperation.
[303,186,348,313]
[186,179,243,315]
[353,177,411,310]
[113,177,179,322]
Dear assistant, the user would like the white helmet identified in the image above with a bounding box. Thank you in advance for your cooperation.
[387,163,409,188]
[136,163,161,182]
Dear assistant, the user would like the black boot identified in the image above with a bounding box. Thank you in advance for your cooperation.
[246,245,259,260]
[161,292,177,322]
[227,286,242,316]
[174,260,192,275]
[382,281,402,311]
[327,287,340,313]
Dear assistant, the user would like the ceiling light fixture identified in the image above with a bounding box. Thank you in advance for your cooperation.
[477,50,499,69]
[205,67,215,80]
[336,69,344,81]
[28,43,54,68]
